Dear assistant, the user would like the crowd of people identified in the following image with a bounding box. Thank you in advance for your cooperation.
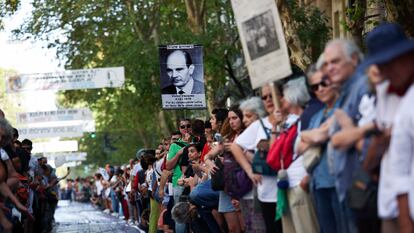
[0,112,70,233]
[80,23,414,233]
[1,22,414,233]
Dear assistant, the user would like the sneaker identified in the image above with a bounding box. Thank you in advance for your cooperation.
[127,219,134,224]
[111,212,119,217]
[103,209,111,214]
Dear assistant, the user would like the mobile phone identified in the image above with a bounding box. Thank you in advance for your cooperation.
[214,133,223,143]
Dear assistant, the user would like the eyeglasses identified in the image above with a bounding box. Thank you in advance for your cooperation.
[310,76,330,92]
[180,124,191,129]
[261,94,272,101]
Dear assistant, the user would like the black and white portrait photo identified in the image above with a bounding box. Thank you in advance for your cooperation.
[159,44,206,109]
[242,10,280,60]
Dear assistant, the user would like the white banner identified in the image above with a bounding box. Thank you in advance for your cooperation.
[32,141,79,153]
[6,67,125,93]
[19,125,84,139]
[231,0,292,89]
[17,108,93,124]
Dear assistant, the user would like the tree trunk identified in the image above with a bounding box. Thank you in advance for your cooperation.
[184,0,206,34]
[277,1,312,71]
[349,0,367,49]
[384,0,414,37]
[184,0,214,112]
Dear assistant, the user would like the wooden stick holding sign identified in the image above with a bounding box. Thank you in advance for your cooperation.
[269,82,281,111]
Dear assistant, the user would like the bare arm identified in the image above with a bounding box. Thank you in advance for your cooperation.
[230,143,261,185]
[331,123,375,150]
[158,170,172,199]
[165,148,184,170]
[397,194,414,233]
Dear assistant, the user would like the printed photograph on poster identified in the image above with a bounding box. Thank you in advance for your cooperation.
[230,0,292,89]
[159,44,206,109]
[242,10,280,60]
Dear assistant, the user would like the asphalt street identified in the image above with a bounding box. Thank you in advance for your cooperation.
[52,200,142,233]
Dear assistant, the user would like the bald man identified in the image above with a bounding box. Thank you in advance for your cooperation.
[162,50,204,95]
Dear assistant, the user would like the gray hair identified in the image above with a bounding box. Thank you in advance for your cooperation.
[239,96,266,118]
[172,202,192,223]
[325,39,364,64]
[283,77,311,108]
[0,119,13,146]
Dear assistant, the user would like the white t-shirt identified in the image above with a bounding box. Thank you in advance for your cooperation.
[95,180,104,196]
[373,81,401,219]
[132,163,143,176]
[154,159,164,180]
[146,168,153,191]
[235,116,278,203]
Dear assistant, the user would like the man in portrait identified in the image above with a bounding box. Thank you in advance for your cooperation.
[161,50,204,95]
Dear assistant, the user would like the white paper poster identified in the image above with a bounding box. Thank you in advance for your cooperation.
[6,67,125,93]
[159,44,206,109]
[231,0,292,88]
[17,108,93,124]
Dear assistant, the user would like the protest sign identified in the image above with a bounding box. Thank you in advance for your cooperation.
[6,67,124,93]
[159,44,207,109]
[231,0,292,89]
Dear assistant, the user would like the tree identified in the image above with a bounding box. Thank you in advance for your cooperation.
[0,0,20,29]
[12,0,246,165]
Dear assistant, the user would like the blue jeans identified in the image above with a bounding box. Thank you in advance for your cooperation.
[190,180,221,233]
[312,187,345,233]
[110,189,119,213]
[189,179,219,209]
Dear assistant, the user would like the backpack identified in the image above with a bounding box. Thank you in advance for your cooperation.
[266,123,298,171]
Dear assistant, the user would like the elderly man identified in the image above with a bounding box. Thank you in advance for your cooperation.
[301,39,369,233]
[364,23,414,233]
[162,50,204,95]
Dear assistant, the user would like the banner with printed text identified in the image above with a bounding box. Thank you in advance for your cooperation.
[17,108,93,124]
[18,125,84,139]
[6,67,124,93]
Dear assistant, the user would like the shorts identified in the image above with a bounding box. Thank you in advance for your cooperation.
[218,191,236,213]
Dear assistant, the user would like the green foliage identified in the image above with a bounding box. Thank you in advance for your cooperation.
[12,0,247,166]
[0,0,20,29]
[285,0,331,61]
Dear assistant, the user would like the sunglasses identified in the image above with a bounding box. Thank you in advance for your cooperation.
[180,124,191,129]
[310,76,330,92]
[261,94,272,101]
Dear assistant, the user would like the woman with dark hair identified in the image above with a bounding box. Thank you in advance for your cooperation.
[205,105,246,233]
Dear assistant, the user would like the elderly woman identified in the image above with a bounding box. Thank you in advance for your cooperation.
[231,97,267,233]
[268,78,319,233]
[231,84,282,233]
[297,67,343,233]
